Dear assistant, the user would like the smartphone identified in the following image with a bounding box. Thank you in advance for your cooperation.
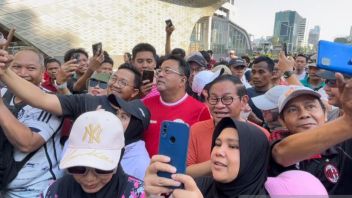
[317,40,352,75]
[142,70,154,83]
[92,42,102,56]
[71,53,80,64]
[165,19,173,28]
[282,43,288,57]
[158,121,189,183]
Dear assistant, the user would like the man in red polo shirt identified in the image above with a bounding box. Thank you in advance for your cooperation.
[143,54,211,157]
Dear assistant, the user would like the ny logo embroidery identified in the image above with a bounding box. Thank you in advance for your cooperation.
[284,87,295,97]
[82,124,102,144]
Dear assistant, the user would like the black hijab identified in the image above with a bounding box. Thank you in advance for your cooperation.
[124,116,144,145]
[196,117,270,198]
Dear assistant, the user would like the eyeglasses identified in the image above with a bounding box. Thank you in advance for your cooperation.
[67,166,116,175]
[110,77,135,88]
[207,96,239,105]
[155,67,182,76]
[325,79,337,87]
[88,79,108,89]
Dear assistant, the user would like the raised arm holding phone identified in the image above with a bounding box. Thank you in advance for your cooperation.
[72,43,105,92]
[165,19,175,55]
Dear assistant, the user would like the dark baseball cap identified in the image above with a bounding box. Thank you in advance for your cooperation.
[317,70,351,80]
[107,95,150,130]
[228,58,246,67]
[187,54,207,68]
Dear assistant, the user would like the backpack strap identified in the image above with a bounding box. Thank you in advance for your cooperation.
[2,90,26,117]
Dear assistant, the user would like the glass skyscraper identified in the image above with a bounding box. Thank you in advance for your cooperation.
[273,10,306,53]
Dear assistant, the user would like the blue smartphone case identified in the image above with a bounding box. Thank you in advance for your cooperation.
[317,40,352,75]
[157,121,190,180]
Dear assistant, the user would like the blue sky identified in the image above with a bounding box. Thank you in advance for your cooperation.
[235,0,351,41]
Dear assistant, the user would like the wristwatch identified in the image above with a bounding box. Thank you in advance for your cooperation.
[54,80,67,90]
[283,70,294,79]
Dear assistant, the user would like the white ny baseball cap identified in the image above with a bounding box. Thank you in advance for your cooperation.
[60,110,125,171]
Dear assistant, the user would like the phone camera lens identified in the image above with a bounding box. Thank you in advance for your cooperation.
[169,136,176,144]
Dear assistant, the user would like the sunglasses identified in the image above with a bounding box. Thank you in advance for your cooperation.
[88,79,108,89]
[325,79,337,87]
[67,166,116,175]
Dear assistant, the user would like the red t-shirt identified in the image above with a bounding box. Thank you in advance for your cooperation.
[187,119,214,166]
[41,72,57,93]
[143,94,211,157]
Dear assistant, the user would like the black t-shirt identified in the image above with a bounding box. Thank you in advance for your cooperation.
[57,94,115,119]
[269,139,352,195]
[246,87,266,121]
[67,77,87,94]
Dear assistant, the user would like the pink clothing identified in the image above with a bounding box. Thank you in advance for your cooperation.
[141,84,159,101]
[265,170,328,196]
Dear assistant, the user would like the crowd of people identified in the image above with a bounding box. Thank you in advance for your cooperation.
[0,23,352,198]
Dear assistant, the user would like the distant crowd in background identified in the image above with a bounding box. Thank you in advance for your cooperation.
[0,22,351,198]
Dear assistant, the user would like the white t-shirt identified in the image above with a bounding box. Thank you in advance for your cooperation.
[296,70,307,81]
[1,88,63,198]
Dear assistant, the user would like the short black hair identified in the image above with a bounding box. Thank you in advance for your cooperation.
[124,52,132,61]
[296,53,308,62]
[241,55,251,64]
[253,56,275,72]
[207,74,247,98]
[160,54,190,79]
[171,48,186,59]
[207,50,213,56]
[64,48,89,62]
[156,55,164,69]
[102,51,114,66]
[117,65,142,89]
[200,50,211,64]
[132,43,156,61]
[44,57,61,68]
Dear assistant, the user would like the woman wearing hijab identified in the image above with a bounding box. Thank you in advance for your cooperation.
[144,117,270,197]
[42,111,144,198]
[107,95,151,180]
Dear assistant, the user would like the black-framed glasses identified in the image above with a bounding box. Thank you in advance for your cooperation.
[88,79,108,89]
[207,96,240,105]
[110,77,135,88]
[67,166,116,175]
[325,79,337,87]
[155,67,182,76]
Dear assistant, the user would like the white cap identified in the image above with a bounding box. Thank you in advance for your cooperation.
[211,64,232,75]
[278,86,321,113]
[60,110,124,170]
[252,85,292,111]
[192,69,222,96]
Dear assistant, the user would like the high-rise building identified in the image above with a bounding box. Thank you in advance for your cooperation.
[273,10,306,53]
[308,26,320,47]
[190,0,252,58]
